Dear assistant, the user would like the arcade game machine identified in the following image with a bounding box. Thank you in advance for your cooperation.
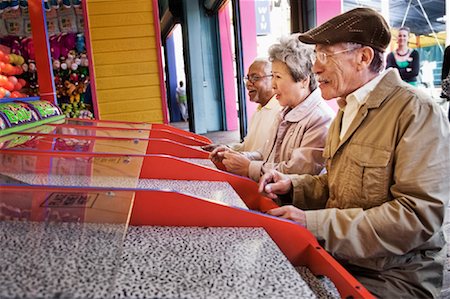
[0,99,373,298]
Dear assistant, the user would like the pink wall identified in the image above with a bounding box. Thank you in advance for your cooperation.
[218,7,238,130]
[240,0,258,124]
[316,0,342,25]
[219,1,258,131]
[316,0,342,112]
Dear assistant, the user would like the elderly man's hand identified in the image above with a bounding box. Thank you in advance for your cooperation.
[209,146,230,163]
[222,151,250,177]
[267,205,307,227]
[258,170,292,199]
[202,143,222,152]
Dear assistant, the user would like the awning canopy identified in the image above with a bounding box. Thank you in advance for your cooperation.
[344,0,445,36]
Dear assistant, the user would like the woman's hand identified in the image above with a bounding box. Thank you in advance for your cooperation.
[222,151,250,177]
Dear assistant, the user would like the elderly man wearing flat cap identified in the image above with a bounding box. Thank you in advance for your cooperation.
[259,7,450,298]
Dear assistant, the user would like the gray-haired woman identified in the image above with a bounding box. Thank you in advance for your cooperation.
[220,34,335,182]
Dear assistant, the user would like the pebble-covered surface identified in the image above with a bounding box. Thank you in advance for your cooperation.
[136,179,247,209]
[181,158,217,169]
[112,226,317,299]
[0,172,247,209]
[0,221,126,299]
[1,172,139,188]
[296,266,341,298]
[1,222,337,299]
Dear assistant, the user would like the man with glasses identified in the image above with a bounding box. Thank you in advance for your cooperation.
[259,8,450,298]
[202,58,280,152]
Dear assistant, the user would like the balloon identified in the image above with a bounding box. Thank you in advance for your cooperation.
[14,82,23,91]
[3,81,15,91]
[8,76,18,85]
[18,78,26,86]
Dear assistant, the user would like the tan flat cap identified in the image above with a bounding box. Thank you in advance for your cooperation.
[298,7,391,51]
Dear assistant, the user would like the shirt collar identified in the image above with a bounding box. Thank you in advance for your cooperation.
[344,70,389,109]
[259,95,279,111]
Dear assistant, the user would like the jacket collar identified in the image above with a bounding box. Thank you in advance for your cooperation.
[363,69,403,109]
[282,88,323,122]
[330,69,403,156]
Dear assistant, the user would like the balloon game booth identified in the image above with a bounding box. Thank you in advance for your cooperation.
[0,0,372,298]
[0,98,373,298]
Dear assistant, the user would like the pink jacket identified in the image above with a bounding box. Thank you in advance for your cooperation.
[246,88,335,181]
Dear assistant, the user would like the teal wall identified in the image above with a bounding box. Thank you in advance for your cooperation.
[182,0,224,134]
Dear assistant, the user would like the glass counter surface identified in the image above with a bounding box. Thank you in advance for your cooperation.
[0,134,149,155]
[22,124,151,139]
[0,152,244,208]
[62,119,152,130]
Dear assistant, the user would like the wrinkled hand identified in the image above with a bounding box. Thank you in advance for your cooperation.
[258,170,292,200]
[209,146,230,164]
[267,205,307,227]
[222,151,250,177]
[201,143,221,152]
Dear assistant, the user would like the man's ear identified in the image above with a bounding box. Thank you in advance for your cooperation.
[357,46,374,71]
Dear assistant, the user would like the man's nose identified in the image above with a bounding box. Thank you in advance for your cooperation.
[312,60,322,74]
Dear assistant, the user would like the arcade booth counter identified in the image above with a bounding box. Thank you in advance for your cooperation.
[1,131,210,158]
[0,99,211,145]
[0,99,211,158]
[0,99,373,298]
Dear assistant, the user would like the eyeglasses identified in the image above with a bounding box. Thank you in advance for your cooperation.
[315,48,359,64]
[243,74,272,84]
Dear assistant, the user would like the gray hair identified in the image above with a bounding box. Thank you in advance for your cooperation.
[251,57,272,74]
[268,34,317,90]
[346,42,385,73]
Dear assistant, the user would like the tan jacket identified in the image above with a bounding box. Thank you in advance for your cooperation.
[289,70,450,298]
[247,89,334,181]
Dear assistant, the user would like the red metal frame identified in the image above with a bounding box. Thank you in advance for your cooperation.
[149,129,209,146]
[0,185,374,299]
[53,118,212,144]
[4,133,209,158]
[145,138,208,157]
[28,0,56,103]
[17,126,208,146]
[0,150,273,212]
[139,155,277,212]
[151,123,211,143]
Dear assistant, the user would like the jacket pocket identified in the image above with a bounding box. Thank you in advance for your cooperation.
[344,144,392,208]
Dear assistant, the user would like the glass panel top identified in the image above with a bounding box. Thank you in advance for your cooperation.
[22,124,151,138]
[0,153,144,188]
[63,119,152,130]
[0,134,149,155]
[0,187,134,299]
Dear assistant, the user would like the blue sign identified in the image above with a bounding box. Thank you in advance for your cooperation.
[255,0,271,36]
